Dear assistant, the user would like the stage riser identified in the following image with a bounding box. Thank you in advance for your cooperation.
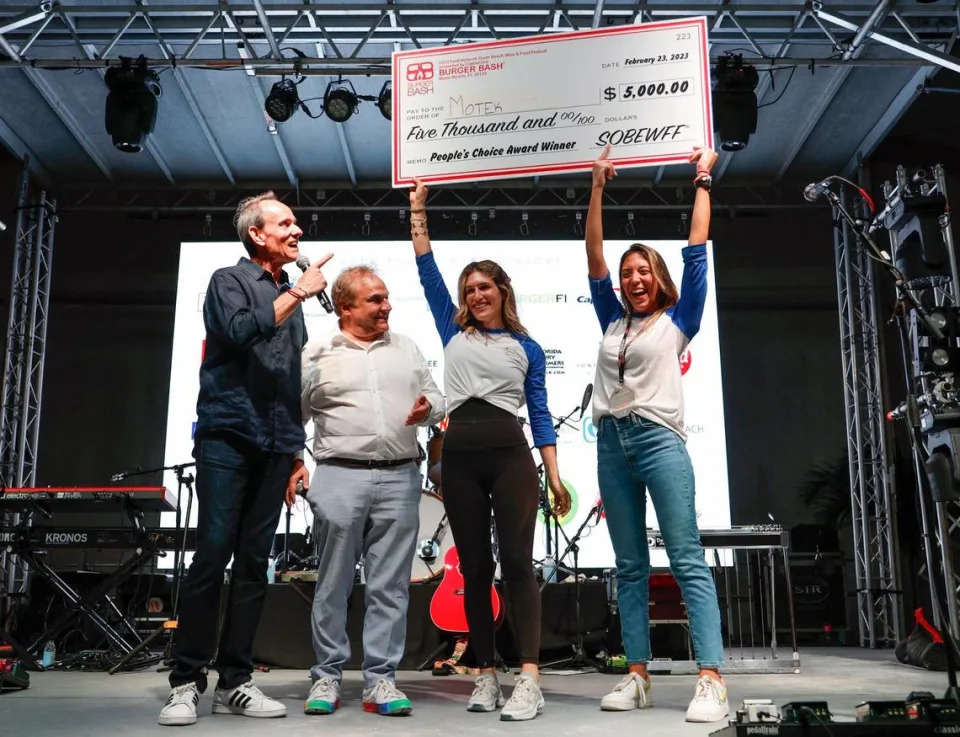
[252,581,611,669]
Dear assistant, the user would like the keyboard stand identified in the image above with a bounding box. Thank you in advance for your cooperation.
[21,544,152,656]
[14,501,156,657]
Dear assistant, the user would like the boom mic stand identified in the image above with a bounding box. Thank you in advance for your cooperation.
[535,383,592,582]
[108,461,195,674]
[541,500,605,672]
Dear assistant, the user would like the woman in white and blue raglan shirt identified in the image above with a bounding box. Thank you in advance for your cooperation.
[586,146,728,723]
[408,179,571,722]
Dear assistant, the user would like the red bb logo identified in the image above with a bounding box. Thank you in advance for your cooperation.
[679,348,692,375]
[406,62,434,81]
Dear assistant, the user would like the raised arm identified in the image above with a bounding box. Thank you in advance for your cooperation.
[688,147,717,245]
[671,147,717,340]
[409,178,432,257]
[409,178,460,346]
[586,147,625,331]
[586,145,615,280]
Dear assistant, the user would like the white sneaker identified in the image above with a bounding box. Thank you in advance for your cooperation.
[467,673,506,712]
[212,679,286,718]
[685,675,729,722]
[600,673,652,711]
[304,677,341,715]
[500,674,544,722]
[361,679,412,716]
[159,683,200,726]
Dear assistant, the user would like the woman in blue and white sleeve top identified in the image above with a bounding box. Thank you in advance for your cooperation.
[409,179,570,722]
[587,146,729,723]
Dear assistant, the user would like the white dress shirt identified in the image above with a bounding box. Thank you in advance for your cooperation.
[301,330,446,461]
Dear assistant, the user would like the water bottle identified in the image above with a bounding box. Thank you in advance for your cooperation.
[543,555,557,584]
[42,640,56,668]
[266,556,276,584]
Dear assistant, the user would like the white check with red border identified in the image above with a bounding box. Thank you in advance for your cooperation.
[391,17,713,187]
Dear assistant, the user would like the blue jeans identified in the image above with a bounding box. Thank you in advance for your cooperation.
[169,434,293,691]
[597,414,724,669]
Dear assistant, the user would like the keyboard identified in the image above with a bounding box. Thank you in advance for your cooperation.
[0,486,178,513]
[0,526,195,550]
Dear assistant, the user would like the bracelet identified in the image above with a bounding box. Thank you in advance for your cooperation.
[289,286,308,301]
[410,208,426,214]
[410,218,427,226]
[411,228,429,238]
[696,169,711,176]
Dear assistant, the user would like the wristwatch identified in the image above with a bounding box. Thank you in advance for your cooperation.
[694,174,712,192]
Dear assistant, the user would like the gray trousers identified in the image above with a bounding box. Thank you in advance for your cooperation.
[307,461,421,688]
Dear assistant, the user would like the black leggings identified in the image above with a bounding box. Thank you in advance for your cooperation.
[440,399,541,667]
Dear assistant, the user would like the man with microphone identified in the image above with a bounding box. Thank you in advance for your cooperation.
[299,265,444,718]
[159,192,332,727]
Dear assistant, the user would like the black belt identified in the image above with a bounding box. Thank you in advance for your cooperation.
[320,456,418,469]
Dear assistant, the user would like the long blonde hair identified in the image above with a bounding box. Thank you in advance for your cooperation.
[618,244,679,329]
[455,260,528,336]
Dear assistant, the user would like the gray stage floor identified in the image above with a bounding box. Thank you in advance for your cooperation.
[1,647,951,735]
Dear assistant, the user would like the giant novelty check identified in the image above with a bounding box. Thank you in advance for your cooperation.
[391,17,712,187]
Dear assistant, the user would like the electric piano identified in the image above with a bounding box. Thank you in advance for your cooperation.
[0,527,196,550]
[0,486,178,513]
[648,525,789,550]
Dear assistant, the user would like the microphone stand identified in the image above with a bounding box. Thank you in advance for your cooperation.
[108,461,195,673]
[541,501,605,672]
[535,403,581,582]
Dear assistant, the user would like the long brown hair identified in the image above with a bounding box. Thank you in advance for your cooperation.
[618,243,679,326]
[454,260,528,336]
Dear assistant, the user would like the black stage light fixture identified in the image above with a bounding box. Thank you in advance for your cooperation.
[104,55,162,153]
[265,78,301,122]
[712,53,759,152]
[323,79,359,123]
[376,81,392,120]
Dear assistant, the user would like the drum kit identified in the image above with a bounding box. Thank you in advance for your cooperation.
[409,426,451,583]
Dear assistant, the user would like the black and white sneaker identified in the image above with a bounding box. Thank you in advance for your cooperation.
[212,679,286,719]
[159,683,200,726]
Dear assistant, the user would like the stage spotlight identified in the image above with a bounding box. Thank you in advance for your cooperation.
[104,55,162,153]
[264,78,301,122]
[323,79,359,123]
[712,53,759,152]
[376,81,392,120]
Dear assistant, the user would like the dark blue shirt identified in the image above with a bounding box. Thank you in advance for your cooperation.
[194,258,307,453]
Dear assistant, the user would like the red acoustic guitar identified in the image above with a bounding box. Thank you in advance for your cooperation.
[429,546,503,633]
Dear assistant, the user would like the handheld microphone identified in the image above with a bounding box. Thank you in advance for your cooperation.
[294,256,334,314]
[803,178,835,203]
[579,383,593,419]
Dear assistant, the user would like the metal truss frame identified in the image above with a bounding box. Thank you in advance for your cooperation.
[833,187,900,648]
[0,159,56,620]
[0,166,55,492]
[0,2,957,73]
[54,179,815,218]
[0,2,956,192]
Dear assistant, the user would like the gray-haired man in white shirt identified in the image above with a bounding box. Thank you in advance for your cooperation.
[299,265,445,718]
